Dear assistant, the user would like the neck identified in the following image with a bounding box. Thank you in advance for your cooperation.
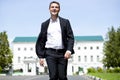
[51,15,58,21]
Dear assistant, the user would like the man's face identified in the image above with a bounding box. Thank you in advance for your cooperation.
[49,3,60,16]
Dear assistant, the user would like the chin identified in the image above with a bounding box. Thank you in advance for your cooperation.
[51,13,57,15]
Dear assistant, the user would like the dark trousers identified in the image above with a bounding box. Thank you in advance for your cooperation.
[45,48,68,80]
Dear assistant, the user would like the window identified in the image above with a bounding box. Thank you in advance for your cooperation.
[84,56,87,62]
[30,48,33,51]
[91,56,93,62]
[18,48,20,51]
[18,56,21,63]
[78,47,80,50]
[84,47,87,49]
[72,66,74,72]
[90,47,93,50]
[71,56,73,61]
[24,56,26,59]
[96,46,99,50]
[78,56,81,62]
[24,48,27,51]
[97,55,100,62]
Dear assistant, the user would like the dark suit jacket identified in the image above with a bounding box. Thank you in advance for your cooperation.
[35,17,74,58]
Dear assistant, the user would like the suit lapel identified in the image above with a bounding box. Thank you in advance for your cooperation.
[59,17,65,41]
[59,17,64,32]
[44,19,50,33]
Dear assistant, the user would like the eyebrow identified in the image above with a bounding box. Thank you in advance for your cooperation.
[51,6,59,8]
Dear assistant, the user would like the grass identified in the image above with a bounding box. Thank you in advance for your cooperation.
[88,73,120,80]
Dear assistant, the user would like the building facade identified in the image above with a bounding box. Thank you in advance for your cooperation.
[12,36,104,75]
[72,36,104,74]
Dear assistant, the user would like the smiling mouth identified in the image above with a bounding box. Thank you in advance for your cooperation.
[52,10,57,14]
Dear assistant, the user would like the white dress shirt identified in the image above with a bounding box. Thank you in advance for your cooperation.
[45,18,64,49]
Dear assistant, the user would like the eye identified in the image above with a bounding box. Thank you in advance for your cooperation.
[55,6,59,8]
[51,6,59,8]
[51,6,54,8]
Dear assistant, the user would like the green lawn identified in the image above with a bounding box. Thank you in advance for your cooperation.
[88,73,120,80]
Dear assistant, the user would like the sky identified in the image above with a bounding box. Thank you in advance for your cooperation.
[0,0,120,42]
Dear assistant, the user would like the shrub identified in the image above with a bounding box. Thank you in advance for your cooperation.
[87,67,96,73]
[13,68,23,73]
[0,66,2,73]
[106,68,113,73]
[106,67,120,73]
[97,67,103,73]
[113,67,120,73]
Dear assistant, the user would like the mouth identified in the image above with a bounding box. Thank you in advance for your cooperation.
[51,10,57,14]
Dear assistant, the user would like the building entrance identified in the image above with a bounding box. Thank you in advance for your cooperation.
[23,57,37,75]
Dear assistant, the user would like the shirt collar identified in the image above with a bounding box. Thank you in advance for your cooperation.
[50,17,59,23]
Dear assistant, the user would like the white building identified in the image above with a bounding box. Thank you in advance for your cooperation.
[72,36,104,74]
[12,35,104,75]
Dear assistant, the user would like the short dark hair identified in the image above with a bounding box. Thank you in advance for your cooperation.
[49,1,60,9]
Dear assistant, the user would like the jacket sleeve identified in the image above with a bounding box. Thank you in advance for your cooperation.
[35,23,46,58]
[66,19,74,54]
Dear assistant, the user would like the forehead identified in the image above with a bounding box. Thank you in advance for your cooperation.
[50,3,59,6]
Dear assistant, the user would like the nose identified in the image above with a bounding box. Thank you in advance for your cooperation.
[53,7,56,9]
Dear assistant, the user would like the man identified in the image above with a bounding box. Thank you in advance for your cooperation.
[36,1,74,80]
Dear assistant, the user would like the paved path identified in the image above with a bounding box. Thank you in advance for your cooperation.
[0,75,92,80]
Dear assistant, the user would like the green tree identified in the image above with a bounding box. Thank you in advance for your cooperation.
[103,26,120,68]
[116,27,120,67]
[0,31,13,71]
